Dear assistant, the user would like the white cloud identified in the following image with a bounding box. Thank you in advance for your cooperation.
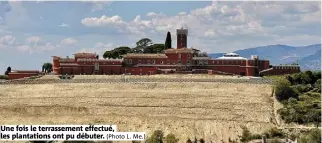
[17,36,57,53]
[80,1,321,52]
[78,42,114,56]
[0,35,16,47]
[146,12,165,17]
[178,12,186,16]
[58,23,69,27]
[26,36,42,44]
[81,15,125,27]
[61,38,77,46]
[82,1,112,12]
[17,42,55,54]
[204,29,216,37]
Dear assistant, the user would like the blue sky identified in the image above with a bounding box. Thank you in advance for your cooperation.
[0,1,321,72]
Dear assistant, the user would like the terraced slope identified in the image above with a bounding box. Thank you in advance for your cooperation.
[0,81,275,142]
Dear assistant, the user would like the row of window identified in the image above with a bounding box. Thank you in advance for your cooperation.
[126,59,266,65]
[178,53,191,58]
[210,60,255,65]
[275,66,299,70]
[127,59,192,65]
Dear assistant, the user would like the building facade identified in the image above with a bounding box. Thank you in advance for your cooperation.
[52,27,301,76]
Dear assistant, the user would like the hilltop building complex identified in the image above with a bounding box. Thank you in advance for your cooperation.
[52,27,300,77]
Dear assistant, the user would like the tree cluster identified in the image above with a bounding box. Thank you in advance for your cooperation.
[103,46,132,59]
[42,63,53,73]
[145,130,179,143]
[4,66,11,75]
[103,33,172,59]
[274,71,321,125]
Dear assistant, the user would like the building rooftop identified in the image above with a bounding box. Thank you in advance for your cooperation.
[217,52,247,60]
[123,54,168,58]
[164,48,197,53]
[73,52,97,57]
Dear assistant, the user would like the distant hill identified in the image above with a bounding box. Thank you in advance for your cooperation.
[298,49,321,71]
[209,44,321,71]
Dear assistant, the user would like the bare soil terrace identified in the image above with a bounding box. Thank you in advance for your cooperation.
[0,75,275,143]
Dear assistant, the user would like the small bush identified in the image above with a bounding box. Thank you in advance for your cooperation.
[274,78,298,101]
[164,133,179,143]
[251,134,262,139]
[291,84,313,94]
[146,130,164,143]
[299,128,321,143]
[0,75,8,80]
[268,138,283,143]
[263,127,285,139]
[314,79,321,92]
[239,126,252,143]
[186,138,192,143]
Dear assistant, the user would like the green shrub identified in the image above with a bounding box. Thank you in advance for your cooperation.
[146,130,164,143]
[228,138,238,143]
[274,78,298,101]
[291,84,313,94]
[0,75,8,80]
[186,138,192,143]
[299,128,321,143]
[164,133,179,143]
[314,79,321,92]
[278,96,321,124]
[251,134,262,139]
[263,127,285,139]
[268,138,283,143]
[239,126,252,143]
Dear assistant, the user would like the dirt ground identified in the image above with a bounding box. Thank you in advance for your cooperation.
[0,81,275,143]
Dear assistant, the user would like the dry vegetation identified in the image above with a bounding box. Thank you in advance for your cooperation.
[0,76,275,143]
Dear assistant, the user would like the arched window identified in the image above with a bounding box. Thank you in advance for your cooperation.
[160,60,164,64]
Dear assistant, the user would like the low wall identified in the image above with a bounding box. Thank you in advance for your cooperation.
[8,73,39,80]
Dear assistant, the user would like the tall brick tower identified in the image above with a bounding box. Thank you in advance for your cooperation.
[176,26,188,49]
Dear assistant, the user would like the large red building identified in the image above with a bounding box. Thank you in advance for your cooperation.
[52,27,300,76]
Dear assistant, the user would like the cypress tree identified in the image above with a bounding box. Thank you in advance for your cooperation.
[165,31,172,49]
